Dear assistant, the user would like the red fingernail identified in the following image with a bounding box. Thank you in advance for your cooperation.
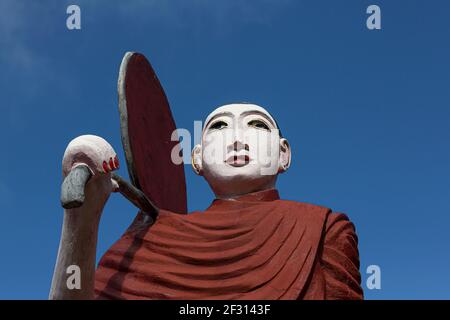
[109,157,114,170]
[114,155,119,169]
[103,161,109,173]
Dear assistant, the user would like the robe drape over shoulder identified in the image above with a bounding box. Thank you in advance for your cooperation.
[94,189,363,300]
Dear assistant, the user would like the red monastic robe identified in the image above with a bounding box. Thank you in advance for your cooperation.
[94,189,363,299]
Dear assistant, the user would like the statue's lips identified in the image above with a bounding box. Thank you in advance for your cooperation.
[224,154,250,167]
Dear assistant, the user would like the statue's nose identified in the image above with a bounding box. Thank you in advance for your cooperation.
[232,124,244,142]
[227,140,249,153]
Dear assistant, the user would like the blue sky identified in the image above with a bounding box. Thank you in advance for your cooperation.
[0,0,449,299]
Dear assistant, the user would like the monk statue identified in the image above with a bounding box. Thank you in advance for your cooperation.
[49,53,363,300]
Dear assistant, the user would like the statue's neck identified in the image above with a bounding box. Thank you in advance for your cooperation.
[212,188,280,205]
[214,181,277,201]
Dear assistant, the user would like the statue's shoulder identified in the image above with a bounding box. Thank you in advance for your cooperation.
[274,199,332,223]
[274,199,356,237]
[276,199,352,220]
[282,199,354,222]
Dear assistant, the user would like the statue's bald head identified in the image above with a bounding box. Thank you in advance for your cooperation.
[191,103,291,199]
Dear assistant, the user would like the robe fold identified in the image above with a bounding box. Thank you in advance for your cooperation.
[94,189,363,300]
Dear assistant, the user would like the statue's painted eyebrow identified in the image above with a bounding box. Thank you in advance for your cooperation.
[204,111,233,129]
[204,109,276,130]
[240,110,276,128]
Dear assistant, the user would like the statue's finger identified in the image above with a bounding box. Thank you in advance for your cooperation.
[60,165,92,209]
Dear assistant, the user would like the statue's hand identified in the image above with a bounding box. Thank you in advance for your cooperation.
[61,135,120,209]
[51,135,119,300]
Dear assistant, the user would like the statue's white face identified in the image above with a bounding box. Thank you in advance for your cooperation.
[192,103,291,199]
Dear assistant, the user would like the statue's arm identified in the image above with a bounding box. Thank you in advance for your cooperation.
[49,135,119,300]
[320,212,364,300]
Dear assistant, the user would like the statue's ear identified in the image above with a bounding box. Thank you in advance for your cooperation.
[278,138,291,174]
[191,144,203,175]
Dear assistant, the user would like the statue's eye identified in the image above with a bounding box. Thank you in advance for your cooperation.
[210,121,228,130]
[248,119,270,131]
